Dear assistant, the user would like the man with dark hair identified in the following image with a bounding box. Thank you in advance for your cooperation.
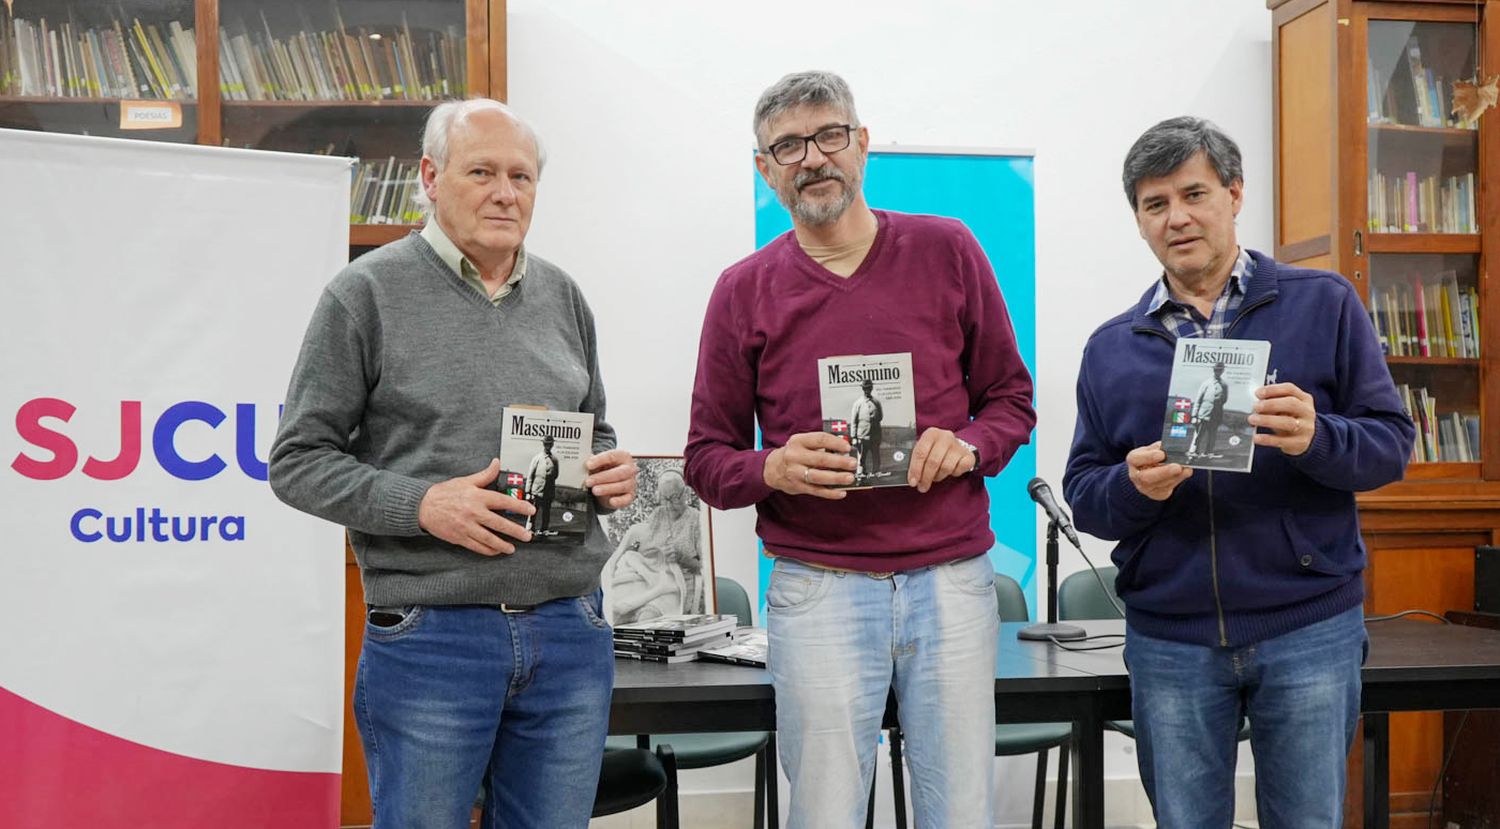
[1063,116,1413,828]
[269,98,637,829]
[1190,361,1229,458]
[849,377,884,479]
[685,70,1035,828]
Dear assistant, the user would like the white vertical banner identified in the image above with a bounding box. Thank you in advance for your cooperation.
[0,129,349,828]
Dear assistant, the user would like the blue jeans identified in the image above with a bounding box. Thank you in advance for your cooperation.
[766,554,1000,829]
[354,596,615,829]
[1124,604,1366,829]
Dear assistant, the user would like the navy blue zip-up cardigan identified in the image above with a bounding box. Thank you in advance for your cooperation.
[1062,250,1414,647]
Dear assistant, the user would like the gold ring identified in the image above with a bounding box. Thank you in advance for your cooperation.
[802,467,812,484]
[1292,418,1301,434]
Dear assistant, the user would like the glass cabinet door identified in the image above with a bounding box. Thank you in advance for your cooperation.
[0,0,199,142]
[1367,252,1482,463]
[1363,16,1484,469]
[1366,20,1480,235]
[217,0,469,231]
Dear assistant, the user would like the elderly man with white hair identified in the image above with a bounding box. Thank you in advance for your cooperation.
[269,98,637,829]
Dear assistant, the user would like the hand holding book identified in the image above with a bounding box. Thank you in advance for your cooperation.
[907,427,978,493]
[418,458,536,555]
[585,449,639,510]
[1249,383,1317,457]
[1125,441,1193,502]
[763,432,858,499]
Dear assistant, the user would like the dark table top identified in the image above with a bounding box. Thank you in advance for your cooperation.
[611,622,1109,704]
[1006,617,1500,712]
[609,616,1500,734]
[1007,617,1500,680]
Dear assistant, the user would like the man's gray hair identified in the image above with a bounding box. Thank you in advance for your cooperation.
[1121,116,1242,210]
[415,98,546,213]
[753,70,859,147]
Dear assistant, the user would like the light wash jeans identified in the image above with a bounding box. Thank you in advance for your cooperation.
[354,595,615,829]
[766,554,1000,829]
[1124,603,1367,829]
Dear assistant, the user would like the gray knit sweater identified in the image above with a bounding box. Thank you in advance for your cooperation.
[269,233,618,606]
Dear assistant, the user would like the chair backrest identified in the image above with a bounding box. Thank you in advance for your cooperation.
[993,573,1031,624]
[1057,565,1123,620]
[715,576,754,626]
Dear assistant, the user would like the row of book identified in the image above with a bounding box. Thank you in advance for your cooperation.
[1367,171,1479,234]
[1398,385,1481,463]
[1369,272,1482,358]
[351,157,422,225]
[1366,40,1478,129]
[2,16,196,99]
[612,615,767,667]
[219,15,464,102]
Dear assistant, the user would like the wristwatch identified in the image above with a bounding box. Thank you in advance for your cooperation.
[955,437,980,468]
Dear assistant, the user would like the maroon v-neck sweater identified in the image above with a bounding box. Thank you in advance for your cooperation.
[685,210,1036,571]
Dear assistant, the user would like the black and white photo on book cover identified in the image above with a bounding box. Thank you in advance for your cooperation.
[1160,338,1272,473]
[817,352,916,489]
[600,456,716,626]
[498,406,594,540]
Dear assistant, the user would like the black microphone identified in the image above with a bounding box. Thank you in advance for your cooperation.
[1027,477,1082,549]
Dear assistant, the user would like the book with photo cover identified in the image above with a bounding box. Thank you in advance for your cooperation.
[611,631,733,657]
[612,614,737,643]
[697,627,768,668]
[612,649,702,665]
[817,352,916,489]
[1160,338,1272,473]
[498,406,594,540]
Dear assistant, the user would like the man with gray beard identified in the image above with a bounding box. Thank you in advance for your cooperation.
[685,70,1036,828]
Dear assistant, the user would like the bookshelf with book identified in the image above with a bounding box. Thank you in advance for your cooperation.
[0,0,506,248]
[1272,1,1500,824]
[0,0,200,143]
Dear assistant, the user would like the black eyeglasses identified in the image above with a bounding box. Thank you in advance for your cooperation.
[762,124,857,166]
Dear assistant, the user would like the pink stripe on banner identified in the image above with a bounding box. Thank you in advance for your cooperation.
[0,684,339,828]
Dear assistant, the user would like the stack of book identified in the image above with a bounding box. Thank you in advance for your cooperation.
[697,627,768,668]
[2,15,197,99]
[218,12,464,102]
[350,158,422,225]
[1369,271,1481,358]
[613,614,736,665]
[1396,384,1482,463]
[1367,171,1479,234]
[1366,39,1479,129]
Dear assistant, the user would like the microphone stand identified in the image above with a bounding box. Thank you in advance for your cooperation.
[1017,520,1087,642]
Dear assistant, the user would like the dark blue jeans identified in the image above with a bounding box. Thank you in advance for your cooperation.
[1124,604,1366,829]
[354,596,614,829]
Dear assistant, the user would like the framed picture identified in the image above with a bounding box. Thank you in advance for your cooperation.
[600,455,716,625]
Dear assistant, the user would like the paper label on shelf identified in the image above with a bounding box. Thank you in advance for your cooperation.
[119,101,183,130]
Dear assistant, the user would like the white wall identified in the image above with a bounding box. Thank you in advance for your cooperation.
[508,1,1273,823]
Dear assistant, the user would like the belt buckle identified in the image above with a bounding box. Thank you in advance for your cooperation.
[867,571,895,580]
[499,603,535,614]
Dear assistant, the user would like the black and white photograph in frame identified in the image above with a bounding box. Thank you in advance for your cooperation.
[600,456,716,625]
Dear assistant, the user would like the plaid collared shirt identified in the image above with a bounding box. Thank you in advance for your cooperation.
[1147,248,1254,339]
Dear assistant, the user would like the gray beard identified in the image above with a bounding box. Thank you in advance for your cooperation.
[779,166,859,226]
[790,188,854,225]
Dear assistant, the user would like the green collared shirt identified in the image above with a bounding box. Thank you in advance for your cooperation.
[420,220,527,304]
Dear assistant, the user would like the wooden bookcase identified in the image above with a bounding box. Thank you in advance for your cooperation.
[0,0,506,249]
[1269,0,1500,825]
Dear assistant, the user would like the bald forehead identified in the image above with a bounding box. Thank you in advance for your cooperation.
[450,109,540,163]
